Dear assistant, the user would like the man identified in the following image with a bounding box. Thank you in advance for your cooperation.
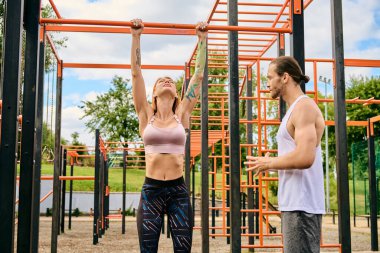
[245,56,325,253]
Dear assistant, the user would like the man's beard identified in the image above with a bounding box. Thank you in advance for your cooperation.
[271,89,281,99]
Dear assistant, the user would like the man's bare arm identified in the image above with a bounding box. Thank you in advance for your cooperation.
[270,101,318,170]
[245,100,319,174]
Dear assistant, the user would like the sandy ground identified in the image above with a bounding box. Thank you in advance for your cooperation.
[33,215,379,253]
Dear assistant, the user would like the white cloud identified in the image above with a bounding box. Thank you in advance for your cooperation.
[61,106,94,145]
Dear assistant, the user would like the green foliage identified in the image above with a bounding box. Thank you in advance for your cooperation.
[346,76,380,150]
[72,208,82,217]
[80,76,139,143]
[42,122,55,150]
[122,205,135,216]
[268,181,278,197]
[318,76,380,176]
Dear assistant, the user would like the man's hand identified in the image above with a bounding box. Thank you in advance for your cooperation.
[245,152,272,177]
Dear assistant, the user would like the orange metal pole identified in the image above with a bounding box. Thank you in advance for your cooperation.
[45,25,196,35]
[215,10,290,16]
[40,190,54,203]
[221,97,227,235]
[211,18,288,24]
[313,61,318,103]
[344,59,380,67]
[219,1,284,7]
[48,0,62,19]
[46,33,61,61]
[63,63,184,70]
[40,18,292,33]
[271,0,290,28]
[256,60,264,245]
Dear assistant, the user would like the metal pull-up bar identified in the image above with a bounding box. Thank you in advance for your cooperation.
[40,18,292,33]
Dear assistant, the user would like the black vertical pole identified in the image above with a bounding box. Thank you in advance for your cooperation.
[367,120,378,251]
[93,130,100,244]
[201,44,209,253]
[51,61,63,253]
[57,142,63,236]
[226,145,230,245]
[255,179,259,239]
[0,1,24,252]
[277,33,286,119]
[331,0,351,252]
[290,0,305,92]
[31,25,46,253]
[377,178,380,215]
[228,0,241,252]
[103,159,109,231]
[246,66,255,251]
[105,160,110,229]
[365,180,368,214]
[99,156,105,237]
[60,149,67,233]
[242,193,246,234]
[17,0,41,251]
[122,149,126,234]
[68,162,74,230]
[192,162,195,220]
[185,63,191,191]
[211,151,216,239]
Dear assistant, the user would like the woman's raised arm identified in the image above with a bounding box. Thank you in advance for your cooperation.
[131,19,151,119]
[180,22,208,117]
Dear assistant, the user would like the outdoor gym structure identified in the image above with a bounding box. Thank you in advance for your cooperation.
[0,0,380,252]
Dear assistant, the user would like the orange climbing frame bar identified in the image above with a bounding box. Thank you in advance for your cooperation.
[16,176,95,181]
[63,63,184,70]
[40,18,292,33]
[44,25,196,35]
[47,0,62,19]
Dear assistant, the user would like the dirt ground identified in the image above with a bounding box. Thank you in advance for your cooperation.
[34,215,379,253]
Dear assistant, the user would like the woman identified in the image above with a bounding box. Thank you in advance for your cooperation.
[130,18,207,253]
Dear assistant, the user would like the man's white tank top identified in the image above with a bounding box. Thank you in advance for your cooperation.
[276,95,325,214]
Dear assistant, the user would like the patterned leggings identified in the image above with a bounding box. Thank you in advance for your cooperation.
[137,177,193,253]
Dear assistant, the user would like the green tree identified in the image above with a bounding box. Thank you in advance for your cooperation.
[346,76,380,145]
[42,122,55,149]
[322,76,380,170]
[71,132,81,145]
[79,76,139,143]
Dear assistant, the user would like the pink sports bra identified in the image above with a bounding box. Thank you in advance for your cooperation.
[142,114,186,154]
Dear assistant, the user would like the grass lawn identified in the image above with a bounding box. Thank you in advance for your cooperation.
[35,163,373,214]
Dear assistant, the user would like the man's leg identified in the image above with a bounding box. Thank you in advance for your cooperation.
[282,211,322,253]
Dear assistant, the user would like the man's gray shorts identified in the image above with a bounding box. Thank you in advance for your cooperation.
[281,211,322,253]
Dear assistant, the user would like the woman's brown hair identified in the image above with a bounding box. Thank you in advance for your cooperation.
[151,76,179,114]
[270,56,310,84]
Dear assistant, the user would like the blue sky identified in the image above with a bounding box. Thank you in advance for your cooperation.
[42,0,380,145]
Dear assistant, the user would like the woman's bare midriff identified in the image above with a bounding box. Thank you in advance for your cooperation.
[145,153,184,180]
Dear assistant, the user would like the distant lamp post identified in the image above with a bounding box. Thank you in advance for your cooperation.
[319,76,331,212]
